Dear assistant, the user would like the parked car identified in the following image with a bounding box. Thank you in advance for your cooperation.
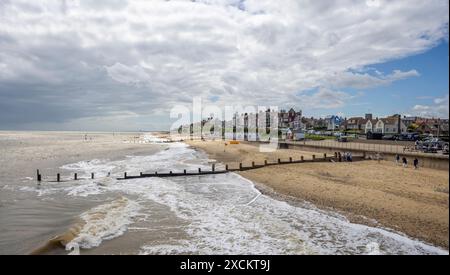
[443,143,449,155]
[382,135,398,141]
[366,132,383,140]
[417,138,446,153]
[336,136,349,142]
[399,133,420,141]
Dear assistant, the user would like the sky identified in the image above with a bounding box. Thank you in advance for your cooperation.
[0,0,449,131]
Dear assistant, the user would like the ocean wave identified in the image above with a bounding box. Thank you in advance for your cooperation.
[31,197,140,254]
[65,197,141,250]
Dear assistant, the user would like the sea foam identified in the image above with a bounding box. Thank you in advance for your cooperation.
[66,197,141,250]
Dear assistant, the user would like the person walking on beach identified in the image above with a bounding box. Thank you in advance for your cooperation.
[402,157,408,168]
[413,158,419,169]
[395,154,400,165]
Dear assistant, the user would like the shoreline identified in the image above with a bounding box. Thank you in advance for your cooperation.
[185,139,449,250]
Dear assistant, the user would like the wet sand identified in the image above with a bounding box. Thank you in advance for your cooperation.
[186,139,449,249]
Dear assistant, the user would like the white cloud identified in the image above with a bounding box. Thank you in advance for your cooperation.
[323,69,420,90]
[412,95,449,118]
[296,88,359,109]
[0,0,448,129]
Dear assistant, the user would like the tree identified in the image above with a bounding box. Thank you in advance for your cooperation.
[408,123,419,133]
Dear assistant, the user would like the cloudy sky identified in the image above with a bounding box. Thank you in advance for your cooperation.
[0,0,449,131]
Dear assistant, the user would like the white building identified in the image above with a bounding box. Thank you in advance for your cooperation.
[374,117,407,134]
[365,119,376,134]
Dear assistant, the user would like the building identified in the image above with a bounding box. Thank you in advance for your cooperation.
[343,117,366,133]
[364,118,377,134]
[302,117,327,130]
[278,108,303,130]
[325,115,343,131]
[416,119,449,137]
[373,116,407,135]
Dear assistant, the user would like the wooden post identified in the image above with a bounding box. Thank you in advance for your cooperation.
[74,173,77,180]
[57,173,60,182]
[312,155,316,161]
[212,164,215,172]
[124,172,127,179]
[91,172,94,179]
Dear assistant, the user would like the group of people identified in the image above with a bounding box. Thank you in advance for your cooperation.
[337,152,353,162]
[395,154,419,169]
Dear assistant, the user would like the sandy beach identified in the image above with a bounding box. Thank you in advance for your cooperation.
[186,139,449,249]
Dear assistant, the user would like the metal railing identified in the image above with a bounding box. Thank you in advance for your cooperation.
[289,140,419,155]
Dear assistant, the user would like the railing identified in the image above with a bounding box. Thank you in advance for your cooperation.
[286,140,443,156]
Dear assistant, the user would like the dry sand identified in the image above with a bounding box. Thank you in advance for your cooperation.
[186,139,449,249]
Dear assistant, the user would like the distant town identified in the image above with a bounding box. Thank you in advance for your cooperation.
[185,108,449,139]
[295,110,449,138]
[178,108,449,155]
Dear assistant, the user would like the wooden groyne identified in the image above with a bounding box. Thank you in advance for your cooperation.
[117,152,365,180]
[35,152,366,183]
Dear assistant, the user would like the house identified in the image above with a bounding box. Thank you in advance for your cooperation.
[278,108,303,130]
[303,117,327,130]
[364,119,377,134]
[343,117,366,133]
[325,115,343,131]
[416,119,449,137]
[374,116,407,135]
